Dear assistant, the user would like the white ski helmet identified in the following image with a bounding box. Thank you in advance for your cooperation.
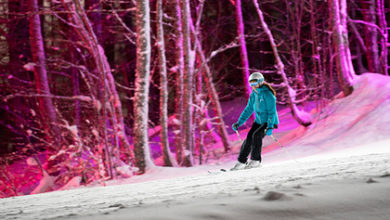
[248,72,264,83]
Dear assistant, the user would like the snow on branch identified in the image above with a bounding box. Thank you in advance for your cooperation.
[4,93,93,103]
[2,74,34,85]
[348,17,385,38]
[208,41,240,61]
[195,40,240,74]
[111,7,136,45]
[52,11,82,29]
[115,82,135,92]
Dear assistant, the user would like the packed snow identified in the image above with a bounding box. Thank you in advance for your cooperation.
[1,73,390,220]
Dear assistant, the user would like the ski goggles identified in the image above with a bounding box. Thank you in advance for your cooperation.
[250,81,258,87]
[249,79,263,87]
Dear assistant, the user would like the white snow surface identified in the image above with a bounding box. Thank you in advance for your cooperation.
[1,73,390,220]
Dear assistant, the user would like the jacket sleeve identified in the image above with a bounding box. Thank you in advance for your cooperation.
[264,90,277,128]
[237,93,254,126]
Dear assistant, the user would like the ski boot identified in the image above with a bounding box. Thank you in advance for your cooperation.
[230,162,246,171]
[245,160,261,169]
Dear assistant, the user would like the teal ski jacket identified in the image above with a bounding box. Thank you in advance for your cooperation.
[237,85,279,129]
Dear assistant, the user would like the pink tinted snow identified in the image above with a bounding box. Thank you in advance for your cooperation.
[264,73,390,161]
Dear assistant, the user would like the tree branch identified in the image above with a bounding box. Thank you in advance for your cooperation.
[4,94,93,103]
[348,17,385,38]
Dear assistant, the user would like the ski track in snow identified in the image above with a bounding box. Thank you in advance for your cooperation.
[1,151,390,220]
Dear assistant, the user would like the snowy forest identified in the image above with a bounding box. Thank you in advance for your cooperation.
[0,0,389,199]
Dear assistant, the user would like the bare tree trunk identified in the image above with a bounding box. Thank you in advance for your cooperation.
[181,0,194,167]
[377,0,388,75]
[157,0,177,167]
[85,0,102,43]
[133,0,154,173]
[361,0,380,73]
[28,0,61,144]
[355,42,367,73]
[340,0,355,80]
[252,0,312,126]
[323,17,334,100]
[71,60,81,127]
[61,0,134,177]
[185,1,231,152]
[329,0,355,96]
[194,67,204,164]
[288,0,306,93]
[6,0,33,138]
[174,0,185,165]
[193,37,231,152]
[68,30,81,127]
[7,0,31,80]
[328,29,335,99]
[309,0,323,98]
[235,0,251,99]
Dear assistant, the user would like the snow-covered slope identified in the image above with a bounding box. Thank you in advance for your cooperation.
[1,148,389,220]
[264,73,390,163]
[1,73,390,220]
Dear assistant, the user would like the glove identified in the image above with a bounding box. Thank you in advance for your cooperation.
[265,128,273,136]
[232,123,239,131]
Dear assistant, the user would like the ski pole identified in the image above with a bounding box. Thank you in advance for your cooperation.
[235,130,243,141]
[270,134,299,163]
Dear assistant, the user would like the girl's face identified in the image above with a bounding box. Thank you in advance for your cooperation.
[250,80,259,90]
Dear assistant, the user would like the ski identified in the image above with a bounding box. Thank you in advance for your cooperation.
[207,168,229,174]
[208,165,262,174]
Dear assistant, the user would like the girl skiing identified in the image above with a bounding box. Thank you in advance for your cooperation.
[231,72,279,170]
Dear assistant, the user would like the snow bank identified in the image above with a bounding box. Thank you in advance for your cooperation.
[265,73,390,162]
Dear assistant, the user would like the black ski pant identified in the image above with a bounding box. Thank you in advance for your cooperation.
[237,122,267,163]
